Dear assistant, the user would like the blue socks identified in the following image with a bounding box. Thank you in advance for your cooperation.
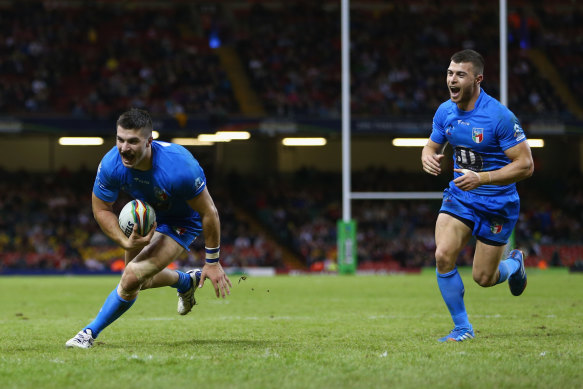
[84,287,136,338]
[496,255,521,284]
[84,271,192,339]
[172,270,193,293]
[437,267,471,329]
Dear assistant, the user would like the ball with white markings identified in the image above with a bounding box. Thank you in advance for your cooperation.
[118,199,156,237]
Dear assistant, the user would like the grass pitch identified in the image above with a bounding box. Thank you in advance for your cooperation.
[0,268,582,389]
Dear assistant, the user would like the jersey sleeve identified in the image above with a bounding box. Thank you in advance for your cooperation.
[175,157,207,199]
[93,159,120,202]
[429,104,448,145]
[498,111,527,151]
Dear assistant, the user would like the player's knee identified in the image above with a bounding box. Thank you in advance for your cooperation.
[472,271,495,287]
[120,262,144,295]
[435,247,456,272]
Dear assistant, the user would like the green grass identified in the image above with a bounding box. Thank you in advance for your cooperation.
[1,268,582,389]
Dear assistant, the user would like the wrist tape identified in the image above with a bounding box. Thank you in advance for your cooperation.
[205,246,220,264]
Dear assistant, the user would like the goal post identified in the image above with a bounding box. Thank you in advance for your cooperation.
[337,219,357,274]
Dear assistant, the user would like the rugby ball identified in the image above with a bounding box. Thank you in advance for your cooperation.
[118,199,156,237]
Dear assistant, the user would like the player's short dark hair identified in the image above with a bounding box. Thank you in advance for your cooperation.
[117,108,153,132]
[451,49,484,76]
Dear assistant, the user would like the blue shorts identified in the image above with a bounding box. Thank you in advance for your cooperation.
[156,223,200,251]
[439,185,520,246]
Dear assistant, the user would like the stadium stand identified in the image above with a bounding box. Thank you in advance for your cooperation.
[0,2,238,118]
[0,1,577,120]
[2,166,581,274]
[1,1,582,273]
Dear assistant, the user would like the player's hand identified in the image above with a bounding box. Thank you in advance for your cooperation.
[123,222,157,250]
[453,169,481,191]
[422,153,444,176]
[199,262,232,298]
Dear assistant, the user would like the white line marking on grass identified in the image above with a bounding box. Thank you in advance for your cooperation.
[263,348,279,358]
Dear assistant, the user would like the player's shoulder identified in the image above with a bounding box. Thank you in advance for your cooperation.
[436,99,455,113]
[434,99,456,121]
[153,140,193,157]
[99,146,123,172]
[154,141,199,164]
[479,90,516,121]
[153,141,202,173]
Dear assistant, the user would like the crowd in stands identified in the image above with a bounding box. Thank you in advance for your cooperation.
[226,167,583,270]
[235,1,570,120]
[1,1,582,273]
[0,168,282,274]
[0,1,579,121]
[0,2,237,119]
[0,167,582,273]
[533,1,583,114]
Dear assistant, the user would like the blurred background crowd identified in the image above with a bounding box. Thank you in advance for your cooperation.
[1,0,583,273]
[1,166,582,273]
[1,0,578,120]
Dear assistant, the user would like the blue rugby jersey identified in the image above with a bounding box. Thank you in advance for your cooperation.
[93,141,206,234]
[430,89,527,196]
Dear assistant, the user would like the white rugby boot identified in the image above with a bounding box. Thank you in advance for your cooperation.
[65,329,95,349]
[177,269,202,315]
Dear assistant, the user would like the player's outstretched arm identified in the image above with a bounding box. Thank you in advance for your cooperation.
[187,187,232,298]
[92,193,155,251]
[421,139,445,176]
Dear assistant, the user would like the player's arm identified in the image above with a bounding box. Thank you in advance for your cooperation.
[490,141,534,184]
[186,186,232,298]
[421,139,446,176]
[454,141,534,190]
[91,192,155,251]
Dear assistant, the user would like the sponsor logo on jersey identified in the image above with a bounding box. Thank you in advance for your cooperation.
[490,221,503,234]
[174,226,186,236]
[472,128,484,143]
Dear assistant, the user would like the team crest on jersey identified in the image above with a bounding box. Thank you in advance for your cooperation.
[490,220,504,234]
[154,186,169,202]
[472,128,484,143]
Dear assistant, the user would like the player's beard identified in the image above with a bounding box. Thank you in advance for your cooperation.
[449,83,476,108]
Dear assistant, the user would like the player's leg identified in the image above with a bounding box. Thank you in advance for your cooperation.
[133,232,201,314]
[119,232,185,298]
[66,233,185,348]
[124,234,194,293]
[434,212,474,342]
[471,192,525,294]
[507,249,527,295]
[472,242,508,287]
